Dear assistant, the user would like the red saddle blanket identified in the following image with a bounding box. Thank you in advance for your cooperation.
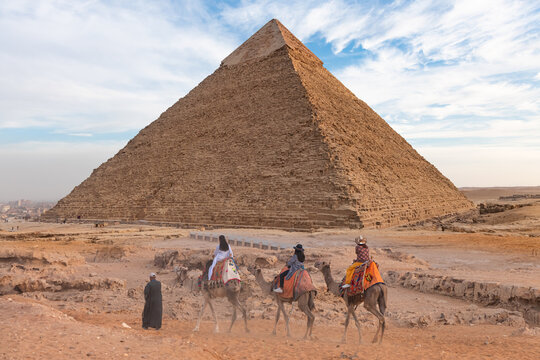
[272,266,316,301]
[340,261,384,297]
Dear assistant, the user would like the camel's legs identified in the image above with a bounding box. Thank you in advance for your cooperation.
[298,295,314,340]
[193,296,207,332]
[308,293,315,338]
[239,299,249,333]
[351,307,362,343]
[228,294,249,333]
[207,298,219,333]
[228,304,237,333]
[272,301,281,335]
[341,305,353,343]
[364,290,385,344]
[277,299,291,337]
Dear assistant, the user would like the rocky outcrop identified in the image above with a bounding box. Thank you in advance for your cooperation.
[235,253,278,268]
[0,249,124,295]
[11,277,125,293]
[93,246,128,262]
[0,248,85,267]
[154,250,179,268]
[385,271,540,325]
[389,306,525,328]
[154,249,211,271]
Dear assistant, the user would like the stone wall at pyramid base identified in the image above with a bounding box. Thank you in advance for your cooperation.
[41,196,472,230]
[41,201,365,230]
[355,197,474,228]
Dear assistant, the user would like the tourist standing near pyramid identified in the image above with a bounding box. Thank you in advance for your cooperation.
[142,273,162,330]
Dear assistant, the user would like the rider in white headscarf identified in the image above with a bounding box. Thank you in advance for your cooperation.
[208,235,234,280]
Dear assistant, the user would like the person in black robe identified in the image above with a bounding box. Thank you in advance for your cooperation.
[142,273,162,330]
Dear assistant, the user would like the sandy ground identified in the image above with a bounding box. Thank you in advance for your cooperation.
[1,188,539,359]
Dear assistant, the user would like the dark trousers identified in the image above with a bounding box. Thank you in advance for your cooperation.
[279,270,289,288]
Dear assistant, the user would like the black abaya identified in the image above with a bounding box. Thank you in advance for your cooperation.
[142,279,162,329]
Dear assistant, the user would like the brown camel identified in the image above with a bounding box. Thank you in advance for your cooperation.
[247,265,316,339]
[175,266,249,334]
[314,261,387,344]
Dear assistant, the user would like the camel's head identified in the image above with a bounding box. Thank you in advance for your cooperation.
[173,266,189,286]
[246,264,261,276]
[314,260,330,271]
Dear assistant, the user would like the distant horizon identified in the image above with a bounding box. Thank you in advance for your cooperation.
[2,185,540,205]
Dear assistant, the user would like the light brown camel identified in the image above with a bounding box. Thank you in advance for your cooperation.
[314,261,387,344]
[175,266,249,334]
[247,265,316,339]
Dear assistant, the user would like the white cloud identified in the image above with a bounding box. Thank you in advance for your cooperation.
[331,0,540,122]
[0,0,237,133]
[66,133,93,137]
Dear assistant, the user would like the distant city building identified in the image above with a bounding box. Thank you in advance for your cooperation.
[0,200,55,221]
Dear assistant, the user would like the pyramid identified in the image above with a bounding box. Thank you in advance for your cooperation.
[43,19,474,229]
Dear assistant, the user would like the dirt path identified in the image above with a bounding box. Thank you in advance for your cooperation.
[1,296,539,360]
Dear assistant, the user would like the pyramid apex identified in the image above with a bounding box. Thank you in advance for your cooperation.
[221,19,322,66]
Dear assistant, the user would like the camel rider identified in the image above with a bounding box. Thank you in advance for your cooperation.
[342,236,371,289]
[274,244,305,293]
[208,235,234,280]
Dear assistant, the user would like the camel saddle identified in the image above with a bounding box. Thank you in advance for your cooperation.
[272,266,316,301]
[198,257,241,289]
[340,261,384,297]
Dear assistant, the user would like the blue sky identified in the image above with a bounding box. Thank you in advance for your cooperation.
[1,0,539,201]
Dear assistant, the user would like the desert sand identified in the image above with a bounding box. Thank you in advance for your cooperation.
[1,187,539,359]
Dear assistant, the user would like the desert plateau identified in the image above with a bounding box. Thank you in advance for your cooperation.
[1,187,539,360]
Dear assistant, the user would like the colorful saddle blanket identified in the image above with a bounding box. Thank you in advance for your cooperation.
[211,257,241,284]
[340,261,384,297]
[198,257,241,288]
[272,266,316,301]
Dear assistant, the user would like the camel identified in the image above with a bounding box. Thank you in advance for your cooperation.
[314,261,387,344]
[247,265,316,339]
[175,265,249,334]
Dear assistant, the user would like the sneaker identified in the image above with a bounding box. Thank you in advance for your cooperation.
[273,287,283,293]
[341,284,351,289]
